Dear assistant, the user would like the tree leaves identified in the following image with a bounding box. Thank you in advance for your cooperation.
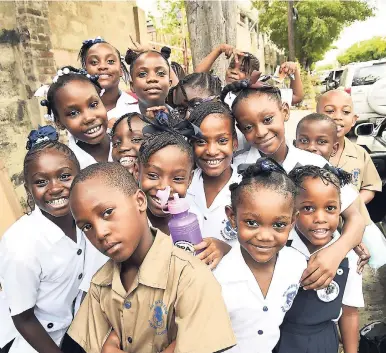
[337,37,386,65]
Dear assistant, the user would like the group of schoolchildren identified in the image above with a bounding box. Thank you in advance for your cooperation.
[0,36,384,353]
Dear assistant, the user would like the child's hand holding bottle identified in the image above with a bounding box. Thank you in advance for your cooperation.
[194,238,231,270]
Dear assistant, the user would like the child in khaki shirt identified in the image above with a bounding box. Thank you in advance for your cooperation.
[316,89,382,204]
[68,162,236,353]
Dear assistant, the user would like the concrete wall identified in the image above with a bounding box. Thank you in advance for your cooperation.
[0,1,147,230]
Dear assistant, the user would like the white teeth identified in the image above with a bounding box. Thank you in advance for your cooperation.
[312,229,327,234]
[46,197,67,206]
[99,74,110,78]
[151,196,161,205]
[86,126,101,134]
[119,156,137,166]
[206,159,222,166]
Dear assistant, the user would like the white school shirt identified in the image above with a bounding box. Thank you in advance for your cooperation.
[233,143,358,213]
[214,244,307,353]
[106,91,140,121]
[186,166,241,245]
[289,228,364,312]
[0,208,85,352]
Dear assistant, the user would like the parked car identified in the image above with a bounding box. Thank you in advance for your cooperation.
[339,59,386,123]
[355,118,386,223]
[325,69,344,91]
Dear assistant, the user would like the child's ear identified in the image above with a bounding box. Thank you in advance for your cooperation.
[331,141,339,157]
[169,79,172,88]
[232,135,239,151]
[188,169,194,188]
[133,161,140,183]
[130,81,135,94]
[291,210,299,228]
[352,114,359,127]
[225,205,237,229]
[135,189,148,213]
[281,102,290,122]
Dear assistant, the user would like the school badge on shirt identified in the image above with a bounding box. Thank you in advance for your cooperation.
[220,220,238,241]
[317,280,340,302]
[281,284,299,312]
[352,168,360,187]
[149,300,168,335]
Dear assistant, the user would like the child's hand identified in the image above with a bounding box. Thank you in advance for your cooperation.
[101,329,124,353]
[301,245,343,290]
[354,242,370,274]
[145,106,169,120]
[128,34,153,53]
[280,62,299,77]
[194,238,231,270]
[159,340,176,353]
[219,44,245,63]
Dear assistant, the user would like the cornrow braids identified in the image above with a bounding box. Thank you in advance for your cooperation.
[221,80,282,111]
[288,165,352,191]
[228,52,260,77]
[71,162,138,197]
[179,72,222,97]
[24,140,80,211]
[188,100,236,139]
[110,112,148,138]
[41,66,102,125]
[139,130,194,167]
[296,113,338,138]
[229,157,297,211]
[78,38,130,84]
[125,49,171,77]
[171,61,186,80]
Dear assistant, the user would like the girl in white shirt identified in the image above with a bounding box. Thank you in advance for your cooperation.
[0,126,85,353]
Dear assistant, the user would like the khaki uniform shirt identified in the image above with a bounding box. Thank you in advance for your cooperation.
[336,137,382,192]
[68,229,236,353]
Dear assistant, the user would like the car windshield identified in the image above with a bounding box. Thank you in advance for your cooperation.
[352,63,386,86]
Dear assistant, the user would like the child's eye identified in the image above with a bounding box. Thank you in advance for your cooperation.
[102,208,114,219]
[195,139,207,146]
[326,205,337,211]
[82,224,92,232]
[112,140,121,148]
[147,173,158,180]
[90,60,98,65]
[107,59,115,65]
[157,70,166,77]
[90,101,99,109]
[246,220,259,227]
[324,109,334,114]
[299,138,309,144]
[218,138,229,144]
[132,137,143,144]
[343,111,351,115]
[303,206,314,212]
[173,176,186,183]
[243,125,253,132]
[263,116,273,124]
[273,222,287,229]
[318,139,328,145]
[35,179,47,187]
[68,110,80,117]
[60,173,71,181]
[138,72,147,78]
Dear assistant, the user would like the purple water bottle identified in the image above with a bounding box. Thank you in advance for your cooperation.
[167,193,203,255]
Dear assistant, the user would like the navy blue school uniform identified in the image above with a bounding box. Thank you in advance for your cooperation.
[275,229,364,353]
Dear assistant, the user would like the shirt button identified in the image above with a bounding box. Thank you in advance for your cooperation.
[258,330,263,335]
[204,216,207,220]
[77,249,82,255]
[263,306,268,312]
[78,273,83,280]
[47,323,54,329]
[124,301,131,309]
[128,337,133,344]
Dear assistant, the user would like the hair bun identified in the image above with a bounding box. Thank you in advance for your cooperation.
[125,49,138,65]
[160,46,171,60]
[241,157,286,179]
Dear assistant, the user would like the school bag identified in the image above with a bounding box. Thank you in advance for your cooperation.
[359,321,386,353]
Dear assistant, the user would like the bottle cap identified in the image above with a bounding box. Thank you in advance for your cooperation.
[168,193,189,214]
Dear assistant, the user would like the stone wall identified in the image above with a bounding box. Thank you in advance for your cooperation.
[0,1,147,219]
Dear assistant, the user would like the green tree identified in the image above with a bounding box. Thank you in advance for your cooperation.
[254,0,374,69]
[337,37,386,65]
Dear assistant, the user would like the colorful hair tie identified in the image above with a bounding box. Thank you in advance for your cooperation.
[26,125,58,150]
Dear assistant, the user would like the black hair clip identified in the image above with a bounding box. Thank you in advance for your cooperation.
[26,125,58,150]
[82,36,105,46]
[323,163,352,186]
[40,99,49,107]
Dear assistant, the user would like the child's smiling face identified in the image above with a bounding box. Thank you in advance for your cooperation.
[295,119,339,161]
[137,145,193,218]
[227,186,295,264]
[193,114,237,178]
[111,115,147,173]
[54,80,108,144]
[26,149,79,218]
[84,43,122,91]
[317,90,357,139]
[295,176,341,252]
[131,52,171,108]
[234,93,289,161]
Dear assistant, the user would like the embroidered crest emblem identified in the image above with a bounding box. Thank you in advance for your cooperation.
[149,300,168,335]
[220,219,238,241]
[281,284,299,312]
[352,168,360,186]
[317,280,340,302]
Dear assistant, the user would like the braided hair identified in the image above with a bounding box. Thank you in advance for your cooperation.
[221,80,282,111]
[78,38,130,84]
[178,72,222,98]
[125,47,171,77]
[230,157,297,211]
[171,61,186,80]
[41,66,102,125]
[296,113,338,139]
[188,100,236,139]
[288,165,352,192]
[228,52,260,77]
[110,112,148,138]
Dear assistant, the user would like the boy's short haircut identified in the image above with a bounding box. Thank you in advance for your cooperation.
[296,113,338,139]
[70,162,138,196]
[316,89,352,112]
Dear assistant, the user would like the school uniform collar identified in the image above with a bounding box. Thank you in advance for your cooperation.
[338,137,358,166]
[289,228,340,259]
[91,228,172,293]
